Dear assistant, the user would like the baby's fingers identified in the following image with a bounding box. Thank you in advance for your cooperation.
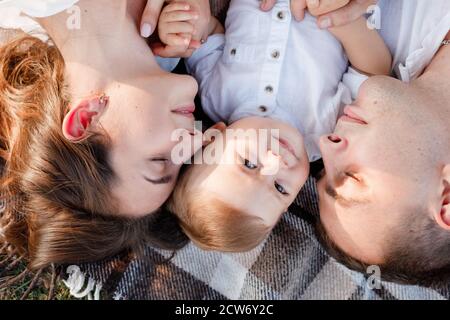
[291,0,307,21]
[151,42,195,58]
[162,2,192,14]
[162,10,199,23]
[163,33,192,47]
[260,0,277,11]
[165,21,195,35]
[306,0,320,9]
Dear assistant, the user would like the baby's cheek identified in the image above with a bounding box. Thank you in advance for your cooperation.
[292,164,310,192]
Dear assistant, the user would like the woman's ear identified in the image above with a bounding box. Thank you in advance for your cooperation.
[62,95,109,142]
[434,164,450,230]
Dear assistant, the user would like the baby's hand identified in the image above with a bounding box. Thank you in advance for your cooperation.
[260,0,350,22]
[307,0,350,17]
[261,0,321,21]
[154,2,201,58]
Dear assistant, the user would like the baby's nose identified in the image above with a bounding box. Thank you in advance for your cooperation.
[260,150,282,176]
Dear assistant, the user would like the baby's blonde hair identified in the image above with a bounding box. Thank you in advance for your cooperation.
[168,166,272,252]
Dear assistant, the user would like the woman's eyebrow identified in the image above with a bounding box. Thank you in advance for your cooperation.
[144,175,173,185]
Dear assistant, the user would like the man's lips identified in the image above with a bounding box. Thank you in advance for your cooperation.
[173,105,196,118]
[339,106,367,125]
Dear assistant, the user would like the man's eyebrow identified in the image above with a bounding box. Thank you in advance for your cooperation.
[325,184,369,208]
[144,175,173,185]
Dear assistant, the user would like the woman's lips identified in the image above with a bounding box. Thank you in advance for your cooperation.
[340,106,368,125]
[173,105,196,118]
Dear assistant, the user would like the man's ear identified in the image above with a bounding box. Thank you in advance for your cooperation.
[434,164,450,230]
[62,95,109,142]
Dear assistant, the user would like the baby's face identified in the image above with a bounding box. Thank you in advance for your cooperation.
[190,117,310,227]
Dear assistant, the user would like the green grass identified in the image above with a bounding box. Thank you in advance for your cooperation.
[0,260,76,300]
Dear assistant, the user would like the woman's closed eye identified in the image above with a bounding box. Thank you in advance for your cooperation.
[275,181,289,196]
[148,157,171,172]
[144,158,174,185]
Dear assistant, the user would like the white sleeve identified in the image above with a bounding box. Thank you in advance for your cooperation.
[342,67,369,100]
[185,33,225,82]
[0,0,79,37]
[0,0,79,18]
[377,0,450,83]
[396,10,450,82]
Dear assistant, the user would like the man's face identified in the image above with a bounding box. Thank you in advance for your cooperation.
[318,76,442,264]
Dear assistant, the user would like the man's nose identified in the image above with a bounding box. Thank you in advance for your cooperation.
[320,134,348,154]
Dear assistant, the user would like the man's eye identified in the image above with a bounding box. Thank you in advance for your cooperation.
[244,159,258,170]
[275,182,289,195]
[345,172,360,182]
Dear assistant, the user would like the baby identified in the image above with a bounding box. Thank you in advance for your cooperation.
[158,0,392,252]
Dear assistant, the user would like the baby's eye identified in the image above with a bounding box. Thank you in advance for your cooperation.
[275,182,289,195]
[244,159,258,170]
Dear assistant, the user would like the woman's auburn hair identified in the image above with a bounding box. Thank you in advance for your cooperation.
[168,166,271,253]
[0,35,187,271]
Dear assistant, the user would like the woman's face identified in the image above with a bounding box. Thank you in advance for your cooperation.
[98,71,200,217]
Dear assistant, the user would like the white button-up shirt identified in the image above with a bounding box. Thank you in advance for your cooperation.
[186,0,366,161]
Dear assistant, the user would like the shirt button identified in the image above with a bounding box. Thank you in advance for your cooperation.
[230,48,237,56]
[259,105,268,113]
[277,11,286,20]
[271,50,280,59]
[265,85,274,94]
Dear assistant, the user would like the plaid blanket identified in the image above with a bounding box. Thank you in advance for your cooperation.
[70,176,450,300]
[2,0,450,300]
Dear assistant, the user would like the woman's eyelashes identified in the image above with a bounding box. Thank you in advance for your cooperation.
[150,157,169,163]
[275,181,289,196]
[147,157,172,175]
